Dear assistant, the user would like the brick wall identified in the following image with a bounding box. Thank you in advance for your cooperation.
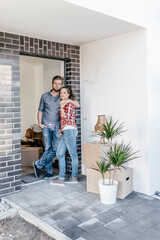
[0,32,81,197]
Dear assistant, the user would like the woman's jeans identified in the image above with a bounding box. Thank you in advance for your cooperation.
[57,129,78,179]
[35,126,61,174]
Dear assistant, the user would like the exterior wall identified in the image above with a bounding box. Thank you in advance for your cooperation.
[81,29,149,194]
[0,32,81,197]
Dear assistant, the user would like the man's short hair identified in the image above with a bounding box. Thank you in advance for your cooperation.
[52,75,64,84]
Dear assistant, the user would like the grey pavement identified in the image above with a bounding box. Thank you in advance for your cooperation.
[3,175,160,240]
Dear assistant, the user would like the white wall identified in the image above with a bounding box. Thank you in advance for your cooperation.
[43,59,64,92]
[81,29,149,194]
[147,3,160,194]
[20,63,37,138]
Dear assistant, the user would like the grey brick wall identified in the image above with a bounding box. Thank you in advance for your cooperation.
[0,32,81,197]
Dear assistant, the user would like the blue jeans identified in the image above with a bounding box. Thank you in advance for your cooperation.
[35,126,61,174]
[57,129,78,179]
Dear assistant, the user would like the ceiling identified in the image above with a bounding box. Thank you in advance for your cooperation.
[0,0,142,45]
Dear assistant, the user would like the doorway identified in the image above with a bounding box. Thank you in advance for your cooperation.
[20,55,65,184]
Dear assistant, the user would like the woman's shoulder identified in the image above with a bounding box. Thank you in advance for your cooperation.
[65,102,75,108]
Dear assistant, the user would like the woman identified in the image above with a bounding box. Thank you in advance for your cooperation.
[50,86,79,186]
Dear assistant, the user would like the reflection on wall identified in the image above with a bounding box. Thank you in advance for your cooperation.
[20,56,64,139]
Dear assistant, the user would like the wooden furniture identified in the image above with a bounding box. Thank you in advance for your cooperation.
[82,142,133,199]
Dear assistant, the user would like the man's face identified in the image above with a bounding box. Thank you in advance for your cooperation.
[52,79,62,92]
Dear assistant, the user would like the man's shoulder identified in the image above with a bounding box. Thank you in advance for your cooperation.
[41,91,50,98]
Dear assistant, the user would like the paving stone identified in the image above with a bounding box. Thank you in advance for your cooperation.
[44,190,63,199]
[82,192,98,200]
[73,208,97,222]
[49,202,71,213]
[64,191,84,200]
[78,217,105,231]
[81,225,113,240]
[47,196,67,206]
[97,209,122,223]
[139,227,160,240]
[63,226,86,240]
[109,225,139,240]
[68,203,91,213]
[50,209,74,221]
[52,216,80,232]
[67,197,89,206]
[137,201,159,214]
[104,217,130,232]
[85,196,101,206]
[90,202,113,214]
[34,209,52,218]
[4,178,160,240]
[153,222,160,231]
[130,216,157,233]
[41,216,56,225]
[120,208,146,222]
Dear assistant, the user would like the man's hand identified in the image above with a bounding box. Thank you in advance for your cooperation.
[39,124,47,129]
[60,99,80,108]
[60,130,63,136]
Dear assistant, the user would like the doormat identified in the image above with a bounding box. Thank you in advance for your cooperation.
[21,172,58,184]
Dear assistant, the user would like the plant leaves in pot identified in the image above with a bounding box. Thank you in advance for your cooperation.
[92,142,139,204]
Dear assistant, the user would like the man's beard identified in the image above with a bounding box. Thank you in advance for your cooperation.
[52,87,60,92]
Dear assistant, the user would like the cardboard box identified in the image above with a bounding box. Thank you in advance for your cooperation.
[82,142,110,168]
[21,147,43,167]
[86,167,132,199]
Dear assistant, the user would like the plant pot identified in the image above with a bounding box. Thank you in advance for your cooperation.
[98,179,118,204]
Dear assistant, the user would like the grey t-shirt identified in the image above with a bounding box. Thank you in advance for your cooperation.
[38,90,61,129]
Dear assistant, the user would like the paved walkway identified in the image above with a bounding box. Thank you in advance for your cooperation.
[3,176,160,240]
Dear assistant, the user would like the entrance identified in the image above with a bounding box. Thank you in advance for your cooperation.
[20,55,65,184]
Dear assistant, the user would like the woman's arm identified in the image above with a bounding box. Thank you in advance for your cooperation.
[60,103,74,120]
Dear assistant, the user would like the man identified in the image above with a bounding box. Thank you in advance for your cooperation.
[33,75,80,179]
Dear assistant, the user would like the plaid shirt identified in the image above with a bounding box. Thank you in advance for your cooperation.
[60,102,77,130]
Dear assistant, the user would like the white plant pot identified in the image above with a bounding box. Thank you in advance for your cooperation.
[98,179,118,204]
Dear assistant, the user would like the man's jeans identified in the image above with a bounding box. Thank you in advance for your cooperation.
[36,126,61,174]
[57,129,78,179]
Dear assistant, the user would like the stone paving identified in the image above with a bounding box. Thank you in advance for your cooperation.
[3,176,160,240]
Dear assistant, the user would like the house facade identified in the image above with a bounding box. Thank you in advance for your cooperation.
[0,32,81,196]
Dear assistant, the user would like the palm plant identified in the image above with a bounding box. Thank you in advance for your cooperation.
[92,160,110,185]
[95,116,125,144]
[100,142,139,185]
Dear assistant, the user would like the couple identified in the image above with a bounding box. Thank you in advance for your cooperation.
[33,75,80,186]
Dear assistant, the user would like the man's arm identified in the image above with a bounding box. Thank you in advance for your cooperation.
[60,99,80,108]
[37,111,47,128]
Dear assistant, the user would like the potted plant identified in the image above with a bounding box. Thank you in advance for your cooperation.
[93,142,139,204]
[95,116,125,145]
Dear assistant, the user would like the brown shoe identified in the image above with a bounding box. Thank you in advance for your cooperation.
[50,178,65,186]
[66,177,78,184]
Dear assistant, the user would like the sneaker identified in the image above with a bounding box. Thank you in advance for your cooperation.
[50,178,65,186]
[44,173,52,180]
[33,162,41,178]
[66,177,78,184]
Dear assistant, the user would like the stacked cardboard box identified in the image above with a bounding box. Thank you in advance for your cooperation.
[21,146,43,167]
[82,142,133,199]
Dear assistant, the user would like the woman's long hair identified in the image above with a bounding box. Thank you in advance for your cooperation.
[60,86,75,100]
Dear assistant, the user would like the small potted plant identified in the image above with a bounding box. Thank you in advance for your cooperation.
[93,142,139,204]
[95,116,125,145]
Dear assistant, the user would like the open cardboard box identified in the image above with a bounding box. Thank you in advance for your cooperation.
[87,167,133,199]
